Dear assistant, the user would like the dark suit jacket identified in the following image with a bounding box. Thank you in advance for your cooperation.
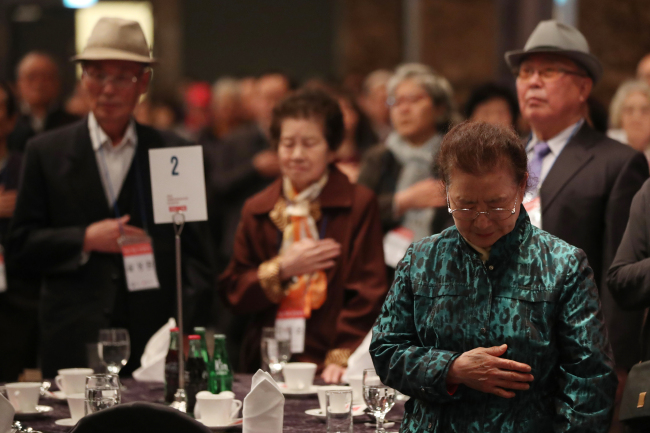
[607,179,650,361]
[8,106,79,153]
[5,119,214,377]
[539,123,649,368]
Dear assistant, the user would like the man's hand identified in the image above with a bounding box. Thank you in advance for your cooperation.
[83,215,146,254]
[322,364,346,384]
[393,178,446,217]
[0,186,17,219]
[253,150,280,178]
[279,238,341,281]
[446,344,534,399]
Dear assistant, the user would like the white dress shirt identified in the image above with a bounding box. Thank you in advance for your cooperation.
[526,118,584,188]
[88,112,137,208]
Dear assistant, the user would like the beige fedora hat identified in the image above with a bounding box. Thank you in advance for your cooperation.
[505,20,602,83]
[72,17,155,64]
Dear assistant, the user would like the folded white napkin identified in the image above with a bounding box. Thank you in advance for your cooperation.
[0,394,14,433]
[243,370,284,433]
[132,318,177,382]
[342,331,374,383]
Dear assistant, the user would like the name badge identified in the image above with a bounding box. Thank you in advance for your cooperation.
[523,195,542,229]
[119,236,160,292]
[383,227,414,268]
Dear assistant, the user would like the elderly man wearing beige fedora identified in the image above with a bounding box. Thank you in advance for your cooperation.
[506,20,648,431]
[5,17,214,377]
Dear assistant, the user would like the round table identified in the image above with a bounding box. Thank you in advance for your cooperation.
[14,375,405,432]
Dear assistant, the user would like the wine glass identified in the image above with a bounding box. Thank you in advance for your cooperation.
[260,327,291,379]
[85,374,121,415]
[362,368,396,433]
[98,328,130,375]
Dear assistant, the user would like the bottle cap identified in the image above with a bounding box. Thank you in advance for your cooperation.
[194,326,206,332]
[170,327,179,332]
[188,335,201,340]
[214,334,226,339]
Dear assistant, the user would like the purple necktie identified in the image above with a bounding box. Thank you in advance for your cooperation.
[528,141,551,186]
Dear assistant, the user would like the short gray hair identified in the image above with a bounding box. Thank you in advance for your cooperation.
[609,79,650,129]
[363,69,392,95]
[211,77,241,104]
[387,63,458,129]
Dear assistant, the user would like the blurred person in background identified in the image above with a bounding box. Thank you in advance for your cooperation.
[359,69,392,142]
[65,81,92,118]
[239,76,258,123]
[465,82,519,129]
[199,77,245,143]
[176,81,211,142]
[331,89,378,183]
[507,20,649,432]
[0,81,36,382]
[358,63,455,242]
[636,54,650,87]
[219,89,387,382]
[609,80,650,163]
[205,72,290,369]
[9,51,79,153]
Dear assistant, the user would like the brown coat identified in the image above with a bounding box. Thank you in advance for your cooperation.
[219,166,388,372]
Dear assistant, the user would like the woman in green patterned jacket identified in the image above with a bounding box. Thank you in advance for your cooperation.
[370,121,617,432]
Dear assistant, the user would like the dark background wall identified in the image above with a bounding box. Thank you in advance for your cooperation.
[181,0,336,82]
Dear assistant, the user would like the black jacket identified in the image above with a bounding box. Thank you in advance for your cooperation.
[607,179,650,361]
[539,123,649,368]
[5,119,214,377]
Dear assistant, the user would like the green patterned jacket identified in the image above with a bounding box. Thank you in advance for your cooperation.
[370,208,617,432]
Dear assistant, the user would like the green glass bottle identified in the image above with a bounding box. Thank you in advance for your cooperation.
[212,334,233,392]
[186,335,208,414]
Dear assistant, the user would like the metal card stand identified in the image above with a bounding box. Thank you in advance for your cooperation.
[170,212,187,412]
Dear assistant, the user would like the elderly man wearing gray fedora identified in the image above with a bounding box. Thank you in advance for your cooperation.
[5,17,214,377]
[507,20,649,430]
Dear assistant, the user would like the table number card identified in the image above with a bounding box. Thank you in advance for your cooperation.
[149,146,208,224]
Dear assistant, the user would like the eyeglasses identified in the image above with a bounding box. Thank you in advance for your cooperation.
[83,69,141,89]
[447,195,518,221]
[386,93,429,108]
[515,66,587,81]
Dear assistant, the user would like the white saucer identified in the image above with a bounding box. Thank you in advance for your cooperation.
[304,404,368,419]
[196,418,242,431]
[278,383,318,396]
[14,405,54,419]
[55,418,78,427]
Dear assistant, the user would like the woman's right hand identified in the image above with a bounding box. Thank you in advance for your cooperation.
[279,238,341,280]
[446,344,534,399]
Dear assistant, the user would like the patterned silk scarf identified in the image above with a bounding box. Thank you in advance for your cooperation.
[274,173,329,319]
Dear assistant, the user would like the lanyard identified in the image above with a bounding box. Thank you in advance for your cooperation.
[95,127,148,234]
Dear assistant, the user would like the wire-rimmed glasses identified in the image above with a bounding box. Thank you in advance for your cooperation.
[447,195,518,221]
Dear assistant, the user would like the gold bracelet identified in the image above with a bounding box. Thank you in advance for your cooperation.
[325,348,352,368]
[258,256,285,303]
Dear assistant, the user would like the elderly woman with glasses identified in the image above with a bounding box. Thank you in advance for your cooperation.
[370,121,617,432]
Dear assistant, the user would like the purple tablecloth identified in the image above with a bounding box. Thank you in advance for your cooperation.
[12,375,405,432]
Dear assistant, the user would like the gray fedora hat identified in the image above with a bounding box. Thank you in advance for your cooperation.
[72,17,155,64]
[505,20,602,83]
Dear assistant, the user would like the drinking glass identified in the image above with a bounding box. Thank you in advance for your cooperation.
[260,327,291,377]
[362,368,396,433]
[98,328,130,375]
[326,389,353,433]
[85,374,121,415]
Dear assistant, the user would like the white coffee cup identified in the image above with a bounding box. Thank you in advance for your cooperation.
[282,362,317,390]
[55,368,94,396]
[196,392,242,426]
[317,385,351,412]
[66,393,85,423]
[346,374,363,404]
[5,382,41,413]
